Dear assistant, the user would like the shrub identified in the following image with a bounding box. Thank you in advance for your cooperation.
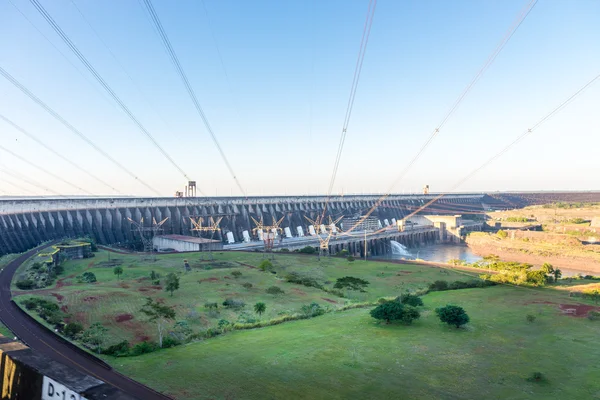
[64,322,84,338]
[337,249,349,257]
[300,302,325,317]
[258,259,274,272]
[222,298,245,309]
[16,279,35,290]
[497,230,508,239]
[397,293,424,307]
[218,319,231,329]
[103,340,130,357]
[161,336,181,349]
[526,372,546,382]
[77,272,97,283]
[285,271,322,289]
[130,341,158,356]
[435,305,470,328]
[266,286,285,295]
[370,302,420,325]
[429,280,448,291]
[204,302,218,310]
[279,248,290,252]
[347,256,355,262]
[22,298,41,310]
[236,311,257,324]
[299,246,316,254]
[334,276,369,292]
[526,314,536,323]
[587,311,600,321]
[231,270,242,279]
[31,262,43,271]
[242,282,253,289]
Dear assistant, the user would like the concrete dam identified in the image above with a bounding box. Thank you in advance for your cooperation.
[0,191,597,256]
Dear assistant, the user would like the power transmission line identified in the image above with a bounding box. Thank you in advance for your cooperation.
[0,113,121,194]
[0,164,62,196]
[341,71,600,238]
[0,66,160,196]
[0,144,92,195]
[323,0,377,217]
[0,176,36,195]
[142,0,246,196]
[337,0,539,235]
[386,0,539,192]
[29,0,192,185]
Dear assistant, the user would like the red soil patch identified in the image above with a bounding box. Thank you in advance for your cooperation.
[236,262,257,269]
[83,296,98,302]
[151,285,162,290]
[396,271,412,275]
[115,313,134,323]
[136,277,150,282]
[51,293,64,302]
[224,276,231,280]
[136,334,151,342]
[119,283,130,289]
[199,277,219,283]
[138,287,152,292]
[55,279,72,289]
[321,298,337,304]
[559,303,600,317]
[291,288,307,296]
[60,305,69,313]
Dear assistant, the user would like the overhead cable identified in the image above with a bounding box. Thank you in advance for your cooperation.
[30,0,191,184]
[142,0,246,196]
[0,66,160,196]
[0,113,121,194]
[323,0,377,217]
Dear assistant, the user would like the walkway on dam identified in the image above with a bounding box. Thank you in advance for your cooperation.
[0,243,170,400]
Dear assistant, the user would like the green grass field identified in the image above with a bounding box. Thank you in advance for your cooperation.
[113,285,600,399]
[13,249,475,345]
[14,248,600,399]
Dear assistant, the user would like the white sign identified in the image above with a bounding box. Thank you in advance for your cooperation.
[42,376,87,400]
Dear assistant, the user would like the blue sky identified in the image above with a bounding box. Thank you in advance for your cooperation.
[0,0,598,197]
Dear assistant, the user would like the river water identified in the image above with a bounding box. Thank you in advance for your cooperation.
[380,241,482,264]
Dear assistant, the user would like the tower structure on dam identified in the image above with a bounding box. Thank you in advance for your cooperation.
[0,191,597,256]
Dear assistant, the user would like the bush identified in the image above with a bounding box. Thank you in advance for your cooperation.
[130,341,158,356]
[397,293,424,307]
[231,270,242,279]
[429,280,448,291]
[77,272,97,283]
[435,305,470,328]
[16,279,35,290]
[242,282,253,289]
[161,337,181,349]
[218,319,231,329]
[64,322,84,338]
[31,262,43,271]
[347,256,355,262]
[285,271,322,289]
[103,340,130,357]
[222,298,245,309]
[526,314,536,323]
[497,230,508,239]
[299,246,316,254]
[265,286,285,295]
[300,302,325,317]
[22,298,42,310]
[526,372,546,382]
[279,248,290,252]
[204,302,218,310]
[587,311,600,321]
[337,249,349,257]
[334,276,369,292]
[258,260,274,272]
[370,302,420,324]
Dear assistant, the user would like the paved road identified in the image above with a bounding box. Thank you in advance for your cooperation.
[0,243,171,400]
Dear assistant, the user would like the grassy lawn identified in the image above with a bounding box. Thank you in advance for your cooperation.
[112,285,600,400]
[14,250,475,346]
[0,322,12,337]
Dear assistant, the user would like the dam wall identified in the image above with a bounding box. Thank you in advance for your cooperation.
[0,194,487,256]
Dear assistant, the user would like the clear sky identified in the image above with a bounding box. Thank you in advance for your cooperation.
[0,0,598,197]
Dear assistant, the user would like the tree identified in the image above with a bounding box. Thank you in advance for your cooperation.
[80,323,108,353]
[254,302,266,316]
[496,230,508,239]
[334,276,370,292]
[553,269,562,282]
[397,293,424,307]
[64,322,84,338]
[165,273,180,297]
[140,297,176,348]
[113,266,124,280]
[258,259,273,272]
[435,305,470,328]
[370,302,420,325]
[541,263,554,275]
